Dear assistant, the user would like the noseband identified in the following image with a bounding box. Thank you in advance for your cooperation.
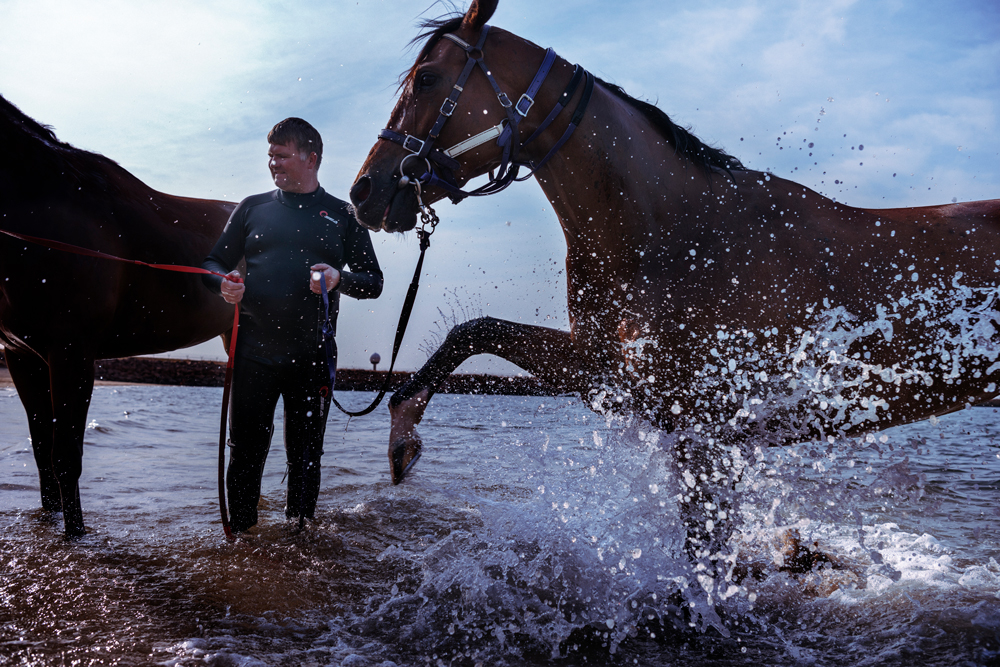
[378,24,595,205]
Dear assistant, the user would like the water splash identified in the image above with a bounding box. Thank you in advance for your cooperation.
[343,280,1000,663]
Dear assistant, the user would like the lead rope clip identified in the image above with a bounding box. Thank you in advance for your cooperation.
[413,180,439,241]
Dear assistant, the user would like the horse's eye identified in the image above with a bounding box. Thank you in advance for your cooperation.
[416,72,438,91]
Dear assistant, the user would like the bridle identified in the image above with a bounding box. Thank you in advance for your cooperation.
[326,25,593,427]
[378,24,595,207]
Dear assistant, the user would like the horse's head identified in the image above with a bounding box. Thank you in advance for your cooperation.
[350,0,576,233]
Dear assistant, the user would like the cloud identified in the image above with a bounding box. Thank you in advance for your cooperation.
[2,0,997,372]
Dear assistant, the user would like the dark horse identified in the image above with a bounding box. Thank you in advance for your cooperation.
[0,95,235,537]
[351,1,1000,554]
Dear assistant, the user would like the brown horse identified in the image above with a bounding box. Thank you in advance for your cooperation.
[350,0,1000,551]
[0,94,235,538]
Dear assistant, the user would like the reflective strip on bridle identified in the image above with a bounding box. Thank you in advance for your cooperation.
[378,24,594,203]
[444,122,505,158]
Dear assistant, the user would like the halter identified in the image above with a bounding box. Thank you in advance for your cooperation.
[378,24,595,204]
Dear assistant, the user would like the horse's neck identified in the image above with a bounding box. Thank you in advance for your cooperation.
[531,85,710,286]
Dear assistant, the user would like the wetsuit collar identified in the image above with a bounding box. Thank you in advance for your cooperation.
[275,186,325,209]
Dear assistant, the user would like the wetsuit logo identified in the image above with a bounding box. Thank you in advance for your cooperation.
[319,210,338,225]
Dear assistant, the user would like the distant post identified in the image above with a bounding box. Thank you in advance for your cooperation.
[370,352,381,372]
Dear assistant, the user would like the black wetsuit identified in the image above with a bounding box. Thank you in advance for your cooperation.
[203,187,382,532]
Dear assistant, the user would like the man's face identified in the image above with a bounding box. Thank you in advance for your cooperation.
[268,142,317,192]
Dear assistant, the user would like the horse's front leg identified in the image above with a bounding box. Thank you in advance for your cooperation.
[388,317,593,484]
[46,350,96,538]
[671,428,749,593]
[5,349,60,512]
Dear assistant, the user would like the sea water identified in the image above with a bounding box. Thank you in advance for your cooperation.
[1,384,999,665]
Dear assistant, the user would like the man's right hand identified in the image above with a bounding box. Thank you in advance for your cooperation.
[220,270,245,304]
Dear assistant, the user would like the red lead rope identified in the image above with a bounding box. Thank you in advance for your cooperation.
[0,227,241,540]
[217,310,239,541]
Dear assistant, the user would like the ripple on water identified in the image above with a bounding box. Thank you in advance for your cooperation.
[1,389,999,665]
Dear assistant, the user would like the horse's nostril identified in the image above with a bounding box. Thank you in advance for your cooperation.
[350,176,372,207]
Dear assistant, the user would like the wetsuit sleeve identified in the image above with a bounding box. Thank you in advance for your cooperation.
[337,217,383,300]
[201,203,247,295]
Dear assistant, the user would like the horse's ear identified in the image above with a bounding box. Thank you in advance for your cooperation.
[461,0,497,32]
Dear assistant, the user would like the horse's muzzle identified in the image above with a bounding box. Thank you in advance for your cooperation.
[349,175,372,210]
[350,173,419,233]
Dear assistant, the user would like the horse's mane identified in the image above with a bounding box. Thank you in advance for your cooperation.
[594,79,746,175]
[404,15,746,177]
[401,15,466,88]
[0,94,133,200]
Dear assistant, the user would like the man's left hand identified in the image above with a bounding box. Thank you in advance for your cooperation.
[310,264,340,293]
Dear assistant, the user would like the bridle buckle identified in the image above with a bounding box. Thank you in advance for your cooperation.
[440,98,458,117]
[515,93,535,117]
[402,135,425,154]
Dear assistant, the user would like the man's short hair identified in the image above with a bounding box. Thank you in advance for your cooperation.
[268,118,323,167]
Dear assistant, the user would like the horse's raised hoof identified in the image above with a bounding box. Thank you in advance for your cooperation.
[389,437,422,485]
[388,387,429,485]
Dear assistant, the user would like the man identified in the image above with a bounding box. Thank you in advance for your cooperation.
[203,117,383,533]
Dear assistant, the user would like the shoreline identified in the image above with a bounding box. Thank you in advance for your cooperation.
[0,353,555,396]
[3,354,998,407]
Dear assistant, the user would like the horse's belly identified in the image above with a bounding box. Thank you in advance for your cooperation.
[613,283,1000,438]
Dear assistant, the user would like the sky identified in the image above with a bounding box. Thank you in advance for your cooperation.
[1,0,998,374]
